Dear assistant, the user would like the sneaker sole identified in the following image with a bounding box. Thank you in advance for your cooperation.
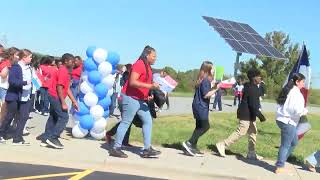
[12,143,30,146]
[40,142,48,147]
[140,154,160,158]
[46,139,63,149]
[216,143,226,157]
[182,142,195,156]
[109,152,128,158]
[195,153,204,157]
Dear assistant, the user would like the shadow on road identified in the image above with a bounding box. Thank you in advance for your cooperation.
[207,144,244,158]
[236,156,275,173]
[162,142,183,150]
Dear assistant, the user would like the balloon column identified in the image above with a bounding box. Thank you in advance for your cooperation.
[72,46,120,140]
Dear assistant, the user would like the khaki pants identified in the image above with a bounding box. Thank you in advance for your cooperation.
[223,120,257,152]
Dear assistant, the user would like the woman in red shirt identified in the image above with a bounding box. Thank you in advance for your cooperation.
[109,46,161,158]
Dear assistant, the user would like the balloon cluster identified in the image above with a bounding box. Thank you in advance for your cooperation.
[72,46,120,140]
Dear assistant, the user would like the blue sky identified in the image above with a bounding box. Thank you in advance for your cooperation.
[1,0,319,87]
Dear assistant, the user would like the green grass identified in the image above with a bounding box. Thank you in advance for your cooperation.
[309,89,320,105]
[108,112,320,165]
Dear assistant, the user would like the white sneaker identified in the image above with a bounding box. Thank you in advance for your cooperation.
[216,142,226,157]
[0,137,6,144]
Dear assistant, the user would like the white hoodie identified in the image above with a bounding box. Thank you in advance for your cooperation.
[276,86,307,126]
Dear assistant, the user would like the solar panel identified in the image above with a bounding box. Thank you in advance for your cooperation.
[203,16,285,59]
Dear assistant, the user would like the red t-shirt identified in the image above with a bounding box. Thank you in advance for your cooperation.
[121,59,152,100]
[71,64,83,80]
[0,59,11,72]
[49,65,71,99]
[40,65,57,88]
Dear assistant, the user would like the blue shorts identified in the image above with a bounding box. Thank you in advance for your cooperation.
[0,88,7,101]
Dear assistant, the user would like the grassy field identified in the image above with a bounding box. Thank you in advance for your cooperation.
[108,112,320,165]
[309,89,320,105]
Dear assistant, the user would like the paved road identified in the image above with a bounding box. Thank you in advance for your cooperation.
[0,162,163,180]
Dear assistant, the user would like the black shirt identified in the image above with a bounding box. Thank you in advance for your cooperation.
[237,82,265,121]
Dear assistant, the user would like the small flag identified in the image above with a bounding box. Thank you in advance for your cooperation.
[219,77,236,89]
[32,78,41,90]
[153,73,178,93]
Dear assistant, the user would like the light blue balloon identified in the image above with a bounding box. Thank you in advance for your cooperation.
[107,51,120,66]
[84,58,97,71]
[98,96,111,110]
[111,69,117,75]
[88,71,101,85]
[79,114,94,130]
[94,83,108,98]
[77,102,90,116]
[103,110,110,118]
[86,46,96,58]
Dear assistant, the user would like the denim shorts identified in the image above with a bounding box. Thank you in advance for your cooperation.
[0,88,7,101]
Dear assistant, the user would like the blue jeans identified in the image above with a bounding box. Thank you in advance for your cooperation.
[306,151,320,167]
[213,91,222,111]
[276,121,298,167]
[70,79,80,114]
[114,94,153,149]
[43,95,69,140]
[40,87,49,113]
[0,88,7,101]
[70,79,80,101]
[109,92,118,115]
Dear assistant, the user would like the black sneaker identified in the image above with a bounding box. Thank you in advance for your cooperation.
[182,141,196,156]
[193,148,204,157]
[140,147,161,158]
[109,148,128,158]
[12,140,30,146]
[46,138,63,149]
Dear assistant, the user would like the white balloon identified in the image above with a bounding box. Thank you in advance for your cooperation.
[93,48,108,64]
[84,92,98,107]
[90,105,104,120]
[72,124,88,138]
[91,118,107,134]
[90,130,106,140]
[81,71,88,82]
[80,81,94,94]
[102,75,115,89]
[98,61,112,77]
[107,88,113,96]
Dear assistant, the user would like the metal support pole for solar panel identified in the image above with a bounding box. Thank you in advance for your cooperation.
[234,52,242,77]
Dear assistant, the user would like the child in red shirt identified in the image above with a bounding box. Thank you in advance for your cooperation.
[40,53,79,149]
[38,56,56,115]
[70,56,82,102]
